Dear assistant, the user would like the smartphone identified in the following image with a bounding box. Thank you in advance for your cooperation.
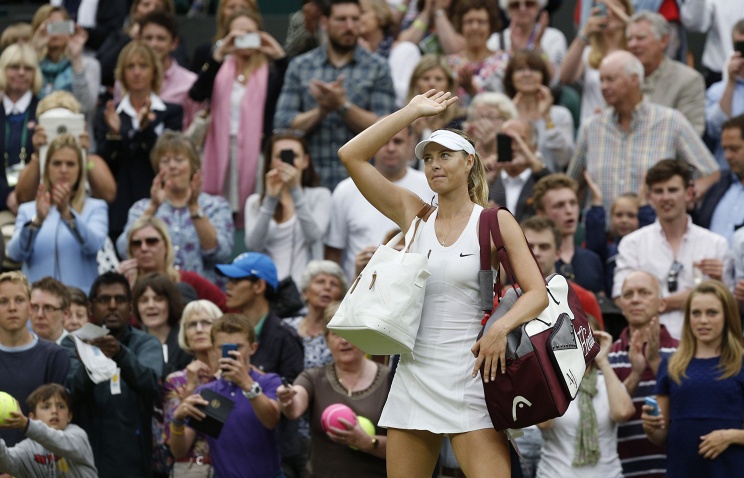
[281,377,290,388]
[234,32,261,49]
[735,41,744,56]
[645,396,659,416]
[279,149,295,165]
[593,2,607,16]
[47,20,75,35]
[221,343,238,359]
[496,133,512,163]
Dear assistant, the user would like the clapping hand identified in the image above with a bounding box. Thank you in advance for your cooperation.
[187,170,203,208]
[104,100,121,135]
[137,97,154,130]
[35,184,51,224]
[583,171,604,206]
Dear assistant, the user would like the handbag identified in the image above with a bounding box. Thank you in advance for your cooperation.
[328,203,435,355]
[477,207,600,431]
[272,276,305,318]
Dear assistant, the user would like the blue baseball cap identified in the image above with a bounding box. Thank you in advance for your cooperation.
[215,252,279,290]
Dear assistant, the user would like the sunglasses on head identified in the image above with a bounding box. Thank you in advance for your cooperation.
[131,237,161,248]
[667,261,683,293]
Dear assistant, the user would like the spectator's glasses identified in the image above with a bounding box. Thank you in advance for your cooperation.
[667,261,683,293]
[131,237,161,249]
[94,295,129,305]
[30,303,64,315]
[185,319,214,330]
[508,0,538,10]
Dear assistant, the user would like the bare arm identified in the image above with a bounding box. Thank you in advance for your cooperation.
[434,10,465,54]
[594,331,635,422]
[560,37,588,85]
[276,383,310,420]
[290,106,328,132]
[642,395,669,447]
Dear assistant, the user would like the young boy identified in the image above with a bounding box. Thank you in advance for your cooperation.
[0,384,97,477]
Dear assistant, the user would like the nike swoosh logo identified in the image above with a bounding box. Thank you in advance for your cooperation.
[459,253,474,257]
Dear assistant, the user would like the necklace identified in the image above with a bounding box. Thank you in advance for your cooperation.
[438,205,472,246]
[336,362,367,398]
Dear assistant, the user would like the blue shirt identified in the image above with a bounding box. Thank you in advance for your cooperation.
[709,173,744,245]
[705,77,744,171]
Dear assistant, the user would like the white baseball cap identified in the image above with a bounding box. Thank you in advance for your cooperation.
[414,129,476,160]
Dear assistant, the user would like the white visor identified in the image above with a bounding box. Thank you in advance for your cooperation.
[414,129,476,160]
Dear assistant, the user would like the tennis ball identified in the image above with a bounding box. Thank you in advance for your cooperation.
[357,415,376,436]
[0,392,19,425]
[321,403,357,432]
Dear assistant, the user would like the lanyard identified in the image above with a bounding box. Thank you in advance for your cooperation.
[4,109,30,170]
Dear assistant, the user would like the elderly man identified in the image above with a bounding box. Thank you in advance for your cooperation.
[567,50,719,214]
[627,11,706,136]
[609,270,679,478]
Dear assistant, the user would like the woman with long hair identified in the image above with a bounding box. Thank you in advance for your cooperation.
[642,280,744,476]
[189,0,258,71]
[7,134,107,291]
[244,133,330,287]
[189,8,287,227]
[333,89,548,477]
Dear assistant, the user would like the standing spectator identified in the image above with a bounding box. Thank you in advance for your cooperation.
[29,277,71,346]
[116,131,233,286]
[274,0,396,190]
[0,271,69,450]
[626,11,706,136]
[244,133,331,287]
[95,41,183,240]
[30,5,100,118]
[643,281,744,475]
[614,159,734,339]
[561,0,632,123]
[189,0,259,72]
[7,134,108,292]
[358,0,395,57]
[0,43,41,215]
[189,9,287,227]
[567,51,719,215]
[407,54,461,143]
[609,270,679,478]
[396,0,464,55]
[62,272,163,478]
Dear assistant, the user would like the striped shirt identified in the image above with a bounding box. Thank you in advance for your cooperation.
[567,99,718,214]
[609,325,679,478]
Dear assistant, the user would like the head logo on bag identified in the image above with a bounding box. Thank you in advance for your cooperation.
[511,396,532,421]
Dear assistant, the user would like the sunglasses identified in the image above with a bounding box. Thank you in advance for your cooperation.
[667,261,683,293]
[508,0,538,9]
[131,237,161,248]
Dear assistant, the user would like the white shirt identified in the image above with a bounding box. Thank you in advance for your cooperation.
[733,226,744,282]
[3,91,32,116]
[613,217,734,339]
[116,92,166,132]
[51,0,99,27]
[500,168,532,215]
[681,0,741,73]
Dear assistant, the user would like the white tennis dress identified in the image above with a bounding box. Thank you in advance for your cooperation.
[379,204,493,433]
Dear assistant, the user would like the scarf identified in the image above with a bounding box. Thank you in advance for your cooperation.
[572,365,600,467]
[39,58,73,98]
[202,55,268,222]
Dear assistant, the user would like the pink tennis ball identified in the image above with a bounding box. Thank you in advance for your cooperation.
[321,403,357,432]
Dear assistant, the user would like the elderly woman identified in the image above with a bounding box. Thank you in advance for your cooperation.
[464,92,518,183]
[118,216,227,311]
[163,299,223,477]
[95,41,183,240]
[117,131,233,285]
[359,0,395,57]
[278,303,390,478]
[0,43,41,214]
[8,134,108,291]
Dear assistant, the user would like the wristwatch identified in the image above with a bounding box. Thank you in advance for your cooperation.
[339,101,352,117]
[371,437,379,449]
[243,382,262,400]
[190,208,205,220]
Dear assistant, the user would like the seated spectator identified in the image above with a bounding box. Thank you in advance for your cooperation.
[189,0,258,72]
[614,159,734,339]
[95,41,183,240]
[244,133,331,287]
[397,0,463,55]
[116,131,233,286]
[0,383,97,478]
[584,172,655,295]
[0,271,69,450]
[0,23,33,51]
[188,8,287,226]
[536,318,635,477]
[704,20,744,170]
[464,92,518,185]
[283,0,324,60]
[532,174,605,294]
[567,51,720,214]
[560,0,631,123]
[30,277,71,345]
[118,216,227,310]
[16,90,117,205]
[626,11,706,135]
[642,281,744,475]
[447,0,508,108]
[0,43,41,215]
[278,302,390,478]
[7,134,108,292]
[64,285,88,332]
[62,272,163,478]
[489,0,567,85]
[489,118,550,222]
[609,270,679,477]
[503,50,574,172]
[358,0,395,57]
[696,115,744,245]
[407,54,462,144]
[30,5,99,117]
[163,299,222,477]
[169,314,283,478]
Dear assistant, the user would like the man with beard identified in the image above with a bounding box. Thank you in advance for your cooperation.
[274,0,396,190]
[62,272,163,478]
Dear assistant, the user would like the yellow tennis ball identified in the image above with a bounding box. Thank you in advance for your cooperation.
[0,392,19,425]
[357,416,376,437]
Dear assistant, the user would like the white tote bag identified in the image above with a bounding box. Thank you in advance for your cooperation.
[328,205,434,355]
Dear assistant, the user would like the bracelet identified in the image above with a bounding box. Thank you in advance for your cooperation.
[169,422,185,435]
[171,417,185,426]
[578,32,589,44]
[413,18,428,32]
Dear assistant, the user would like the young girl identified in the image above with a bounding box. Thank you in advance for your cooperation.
[642,280,744,476]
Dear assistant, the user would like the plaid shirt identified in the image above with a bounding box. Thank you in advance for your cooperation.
[567,99,718,212]
[274,44,395,190]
